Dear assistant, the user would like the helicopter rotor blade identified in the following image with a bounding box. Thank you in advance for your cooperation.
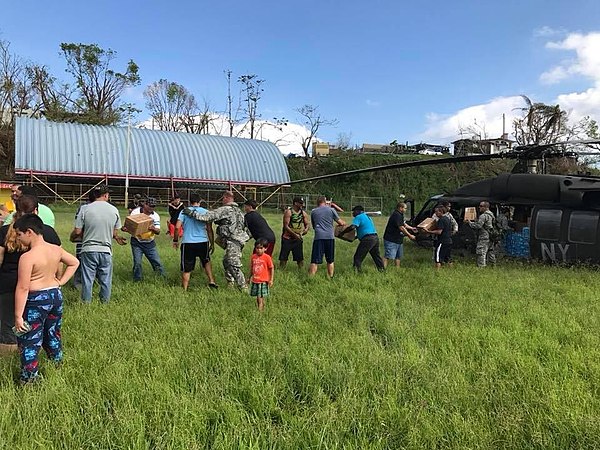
[265,139,600,189]
[266,153,507,188]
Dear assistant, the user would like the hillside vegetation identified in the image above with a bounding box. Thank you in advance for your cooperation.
[285,153,584,210]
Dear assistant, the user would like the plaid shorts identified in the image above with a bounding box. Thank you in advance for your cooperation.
[250,282,269,297]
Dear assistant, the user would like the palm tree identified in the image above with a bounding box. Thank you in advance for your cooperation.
[513,95,567,145]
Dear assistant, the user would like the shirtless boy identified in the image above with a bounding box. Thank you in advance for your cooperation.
[13,214,79,384]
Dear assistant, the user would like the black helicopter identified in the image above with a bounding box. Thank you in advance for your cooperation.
[409,172,600,263]
[267,139,600,264]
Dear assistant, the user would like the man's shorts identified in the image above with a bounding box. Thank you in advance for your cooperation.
[310,239,335,264]
[383,240,404,260]
[180,242,210,272]
[434,241,452,264]
[250,282,269,297]
[279,237,303,262]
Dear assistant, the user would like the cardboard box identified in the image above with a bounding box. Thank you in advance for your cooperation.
[417,217,436,232]
[335,225,356,242]
[463,207,477,222]
[124,214,153,236]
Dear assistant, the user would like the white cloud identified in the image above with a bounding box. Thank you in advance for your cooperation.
[533,26,566,38]
[420,31,600,146]
[366,99,381,107]
[557,87,600,121]
[419,96,525,144]
[539,64,572,84]
[542,32,600,121]
[138,114,314,156]
[541,32,600,84]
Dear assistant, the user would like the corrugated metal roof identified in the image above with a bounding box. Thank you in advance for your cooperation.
[15,117,290,185]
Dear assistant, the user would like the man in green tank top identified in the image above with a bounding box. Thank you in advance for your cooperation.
[279,197,310,269]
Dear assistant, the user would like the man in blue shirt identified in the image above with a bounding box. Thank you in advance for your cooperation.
[343,205,385,272]
[173,193,217,290]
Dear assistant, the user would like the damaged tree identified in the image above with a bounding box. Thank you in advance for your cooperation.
[296,104,338,158]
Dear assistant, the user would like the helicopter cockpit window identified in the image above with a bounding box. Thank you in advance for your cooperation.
[535,209,562,241]
[568,211,599,245]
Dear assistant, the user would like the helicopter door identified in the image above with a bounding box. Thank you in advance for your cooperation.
[565,210,600,263]
[530,207,599,263]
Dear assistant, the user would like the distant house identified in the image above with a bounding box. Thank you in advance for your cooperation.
[312,141,330,156]
[411,143,450,155]
[452,135,514,156]
[359,142,449,155]
[360,143,413,154]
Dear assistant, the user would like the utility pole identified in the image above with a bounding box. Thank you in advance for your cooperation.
[124,111,132,208]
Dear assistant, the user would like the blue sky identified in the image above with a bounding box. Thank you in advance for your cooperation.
[2,0,600,149]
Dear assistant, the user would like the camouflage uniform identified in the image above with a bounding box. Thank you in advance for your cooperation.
[184,202,249,288]
[468,210,496,267]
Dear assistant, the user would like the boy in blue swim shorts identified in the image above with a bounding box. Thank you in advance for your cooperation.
[12,214,79,384]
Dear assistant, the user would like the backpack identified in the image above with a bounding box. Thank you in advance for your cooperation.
[485,213,502,243]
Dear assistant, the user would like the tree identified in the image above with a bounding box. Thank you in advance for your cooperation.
[295,104,338,158]
[513,95,568,146]
[144,79,198,132]
[0,39,42,127]
[31,43,140,125]
[568,115,599,140]
[223,70,241,137]
[238,74,264,139]
[0,39,46,177]
[458,119,489,141]
[180,98,215,135]
[27,64,65,120]
[334,132,353,150]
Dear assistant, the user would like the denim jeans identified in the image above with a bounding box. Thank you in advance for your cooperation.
[72,243,83,289]
[130,239,165,281]
[80,251,113,303]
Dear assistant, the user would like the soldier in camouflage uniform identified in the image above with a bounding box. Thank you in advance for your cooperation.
[467,201,496,267]
[183,191,249,288]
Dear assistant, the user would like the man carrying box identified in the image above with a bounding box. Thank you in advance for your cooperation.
[341,205,385,273]
[431,200,458,234]
[124,198,165,281]
[308,196,346,278]
[424,205,453,269]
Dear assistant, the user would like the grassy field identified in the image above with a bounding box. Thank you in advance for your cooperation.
[1,208,599,449]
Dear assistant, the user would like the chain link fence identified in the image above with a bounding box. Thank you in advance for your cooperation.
[12,180,348,212]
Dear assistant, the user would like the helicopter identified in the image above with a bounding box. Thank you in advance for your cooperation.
[266,139,600,264]
[409,171,600,263]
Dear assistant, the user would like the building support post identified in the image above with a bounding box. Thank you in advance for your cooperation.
[231,185,248,202]
[69,178,108,205]
[257,186,281,209]
[30,174,71,204]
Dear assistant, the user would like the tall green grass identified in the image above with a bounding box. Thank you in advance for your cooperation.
[0,210,599,449]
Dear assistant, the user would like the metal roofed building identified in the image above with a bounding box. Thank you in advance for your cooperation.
[15,117,290,187]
